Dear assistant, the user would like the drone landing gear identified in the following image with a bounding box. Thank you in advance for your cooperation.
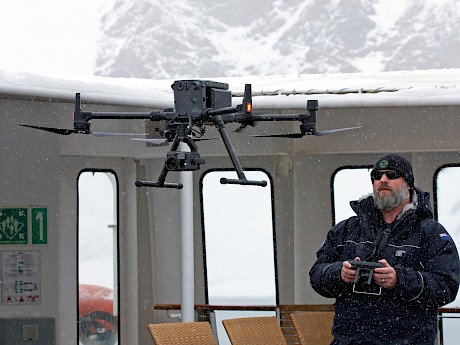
[213,114,267,187]
[135,114,267,189]
[135,127,197,189]
[134,169,184,189]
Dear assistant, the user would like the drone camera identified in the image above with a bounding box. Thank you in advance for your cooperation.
[166,151,205,171]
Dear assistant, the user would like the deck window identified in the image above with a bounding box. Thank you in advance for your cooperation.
[77,170,119,345]
[332,166,373,225]
[435,166,460,307]
[201,169,277,345]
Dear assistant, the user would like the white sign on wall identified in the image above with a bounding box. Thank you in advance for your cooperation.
[1,250,40,304]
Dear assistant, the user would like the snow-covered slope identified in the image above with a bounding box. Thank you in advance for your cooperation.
[94,0,460,79]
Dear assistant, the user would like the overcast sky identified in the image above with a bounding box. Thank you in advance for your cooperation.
[0,0,110,76]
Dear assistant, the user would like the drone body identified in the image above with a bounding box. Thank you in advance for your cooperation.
[21,79,360,189]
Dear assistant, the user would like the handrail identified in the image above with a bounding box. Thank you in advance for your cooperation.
[154,304,458,313]
[438,307,460,314]
[279,304,334,312]
[154,304,277,311]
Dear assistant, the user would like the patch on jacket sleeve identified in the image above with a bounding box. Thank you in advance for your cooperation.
[439,232,452,240]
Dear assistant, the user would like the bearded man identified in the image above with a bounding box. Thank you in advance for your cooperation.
[309,154,460,345]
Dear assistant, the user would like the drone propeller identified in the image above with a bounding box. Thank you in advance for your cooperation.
[19,124,78,135]
[131,138,168,145]
[131,136,218,146]
[312,126,363,136]
[252,133,304,138]
[19,124,151,138]
[252,126,363,138]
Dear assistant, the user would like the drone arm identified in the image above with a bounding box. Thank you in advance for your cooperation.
[213,115,267,187]
[205,107,238,116]
[249,114,304,121]
[73,91,174,133]
[82,111,173,121]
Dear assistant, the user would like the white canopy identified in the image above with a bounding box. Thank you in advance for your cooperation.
[2,68,460,110]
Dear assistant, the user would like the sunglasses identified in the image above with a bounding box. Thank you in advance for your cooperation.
[371,170,403,180]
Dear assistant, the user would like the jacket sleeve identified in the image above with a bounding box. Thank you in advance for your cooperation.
[309,219,352,298]
[393,220,460,308]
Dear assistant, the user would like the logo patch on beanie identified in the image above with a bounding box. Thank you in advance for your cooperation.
[379,160,389,169]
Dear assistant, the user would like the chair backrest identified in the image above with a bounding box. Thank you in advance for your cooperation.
[147,321,218,345]
[290,311,334,345]
[222,316,287,345]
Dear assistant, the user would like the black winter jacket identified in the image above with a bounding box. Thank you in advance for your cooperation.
[309,187,460,345]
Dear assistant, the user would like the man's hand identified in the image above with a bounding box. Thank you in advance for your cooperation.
[341,257,360,283]
[374,259,397,289]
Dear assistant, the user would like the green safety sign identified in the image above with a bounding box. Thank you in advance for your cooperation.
[0,208,28,244]
[0,207,48,245]
[31,208,47,245]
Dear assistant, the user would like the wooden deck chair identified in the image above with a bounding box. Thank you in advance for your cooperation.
[222,316,287,345]
[290,311,334,345]
[147,321,218,345]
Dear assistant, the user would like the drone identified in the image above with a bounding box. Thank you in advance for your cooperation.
[21,79,360,189]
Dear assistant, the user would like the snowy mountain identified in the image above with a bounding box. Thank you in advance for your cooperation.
[94,0,460,79]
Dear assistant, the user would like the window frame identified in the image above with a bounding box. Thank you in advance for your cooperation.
[432,163,460,221]
[330,165,373,225]
[76,168,120,344]
[199,168,279,306]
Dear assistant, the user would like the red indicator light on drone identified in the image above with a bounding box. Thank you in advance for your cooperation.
[243,84,252,114]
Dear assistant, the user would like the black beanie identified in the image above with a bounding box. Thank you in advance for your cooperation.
[371,154,414,188]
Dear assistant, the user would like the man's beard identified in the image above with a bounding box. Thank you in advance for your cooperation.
[373,181,410,211]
